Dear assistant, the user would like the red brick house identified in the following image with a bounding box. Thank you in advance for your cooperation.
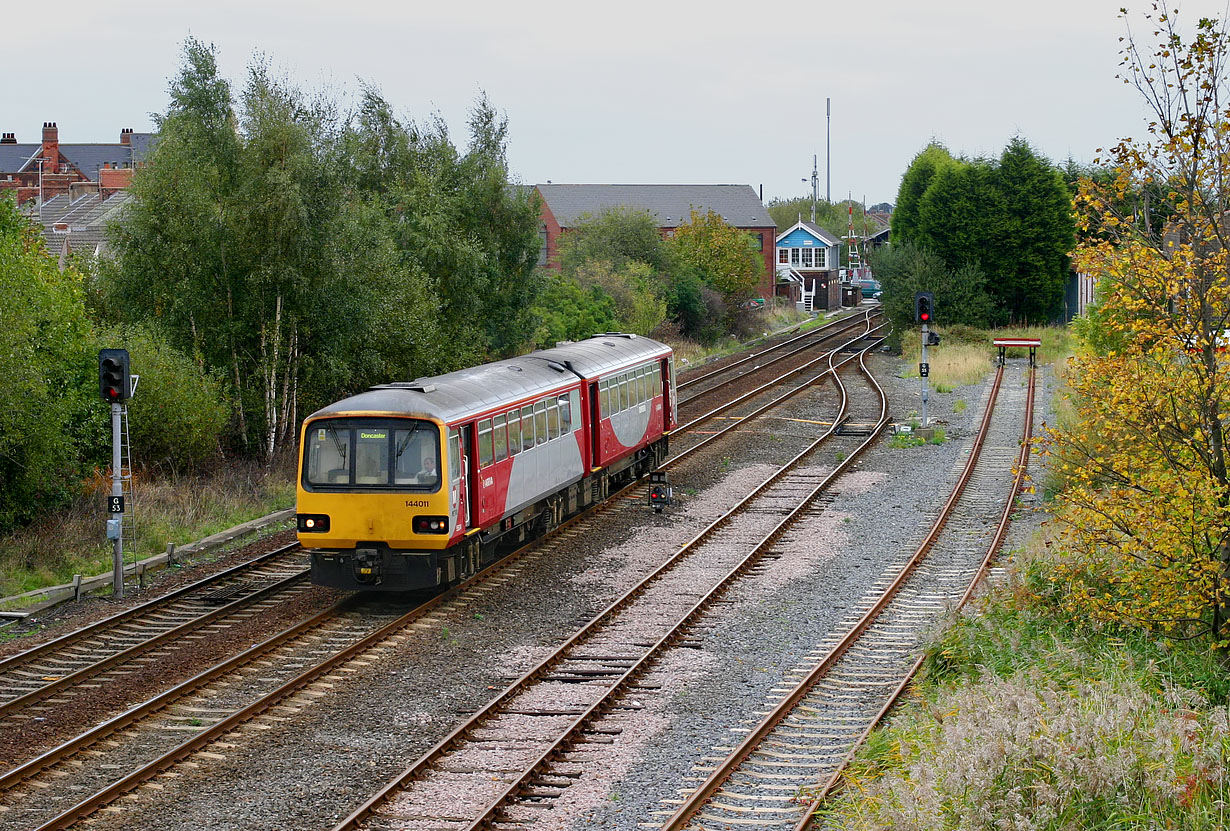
[535,184,778,301]
[0,122,154,205]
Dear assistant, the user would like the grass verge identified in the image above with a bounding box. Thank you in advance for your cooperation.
[823,521,1230,830]
[901,324,1076,392]
[0,459,295,601]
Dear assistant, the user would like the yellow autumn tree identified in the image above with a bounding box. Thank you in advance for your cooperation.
[1044,3,1230,643]
[669,209,764,303]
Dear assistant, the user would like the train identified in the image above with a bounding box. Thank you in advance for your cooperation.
[296,334,678,591]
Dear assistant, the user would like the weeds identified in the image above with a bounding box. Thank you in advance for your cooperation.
[0,458,295,599]
[831,522,1230,830]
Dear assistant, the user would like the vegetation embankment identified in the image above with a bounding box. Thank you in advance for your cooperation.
[827,7,1230,828]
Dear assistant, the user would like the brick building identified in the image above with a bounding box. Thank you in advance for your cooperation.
[535,184,778,301]
[0,122,155,205]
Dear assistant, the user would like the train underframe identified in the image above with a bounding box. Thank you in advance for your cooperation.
[309,437,669,592]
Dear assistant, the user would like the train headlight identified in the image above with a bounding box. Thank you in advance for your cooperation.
[414,515,450,534]
[297,514,331,533]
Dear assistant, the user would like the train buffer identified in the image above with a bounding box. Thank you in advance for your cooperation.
[992,337,1041,366]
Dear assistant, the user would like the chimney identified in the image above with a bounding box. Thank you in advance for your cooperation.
[0,133,15,144]
[41,122,59,174]
[119,127,132,146]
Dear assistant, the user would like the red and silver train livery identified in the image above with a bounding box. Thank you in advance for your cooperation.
[296,334,678,591]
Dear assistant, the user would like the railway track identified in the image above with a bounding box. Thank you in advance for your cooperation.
[676,309,877,407]
[2,323,889,831]
[326,340,890,831]
[0,544,310,724]
[656,362,1036,830]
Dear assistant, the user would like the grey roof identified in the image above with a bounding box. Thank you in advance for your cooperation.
[306,334,671,425]
[56,137,152,179]
[0,134,157,178]
[0,143,41,173]
[537,184,774,229]
[40,191,131,259]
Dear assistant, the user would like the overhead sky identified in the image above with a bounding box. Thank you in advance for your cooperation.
[5,0,1226,208]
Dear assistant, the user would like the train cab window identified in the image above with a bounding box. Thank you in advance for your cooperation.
[558,394,571,433]
[546,400,561,441]
[305,423,351,485]
[507,411,521,455]
[535,400,548,442]
[356,429,391,484]
[599,379,610,418]
[394,425,438,486]
[478,419,493,467]
[569,390,582,431]
[521,404,536,449]
[304,418,439,491]
[493,414,508,462]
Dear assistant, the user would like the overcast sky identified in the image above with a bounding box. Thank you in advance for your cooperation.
[6,1,1227,207]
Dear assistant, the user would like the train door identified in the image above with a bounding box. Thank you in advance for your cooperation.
[460,423,474,528]
[663,357,678,429]
[448,427,469,534]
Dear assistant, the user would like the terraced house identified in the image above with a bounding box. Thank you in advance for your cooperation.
[0,122,155,264]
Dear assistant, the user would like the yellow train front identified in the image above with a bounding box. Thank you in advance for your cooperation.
[296,334,677,591]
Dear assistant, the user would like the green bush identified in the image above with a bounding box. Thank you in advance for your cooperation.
[95,324,229,471]
[0,200,95,531]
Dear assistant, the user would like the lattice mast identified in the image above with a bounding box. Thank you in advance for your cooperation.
[845,194,863,280]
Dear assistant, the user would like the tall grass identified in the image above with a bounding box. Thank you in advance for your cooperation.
[0,459,295,599]
[827,524,1230,830]
[901,324,1076,392]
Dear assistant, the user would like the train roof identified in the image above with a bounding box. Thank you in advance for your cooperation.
[531,333,671,378]
[304,334,671,425]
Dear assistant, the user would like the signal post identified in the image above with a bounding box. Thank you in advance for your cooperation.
[913,292,938,428]
[99,349,132,598]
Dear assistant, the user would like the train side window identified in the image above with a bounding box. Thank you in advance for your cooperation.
[570,390,582,431]
[636,368,645,404]
[619,376,628,412]
[448,428,461,483]
[546,399,561,440]
[507,411,521,455]
[653,363,661,395]
[640,368,649,402]
[558,394,571,433]
[600,379,610,418]
[493,414,508,462]
[535,400,547,442]
[521,404,536,449]
[478,419,493,467]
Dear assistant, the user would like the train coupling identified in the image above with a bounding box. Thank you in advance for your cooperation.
[648,471,673,514]
[353,548,383,586]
